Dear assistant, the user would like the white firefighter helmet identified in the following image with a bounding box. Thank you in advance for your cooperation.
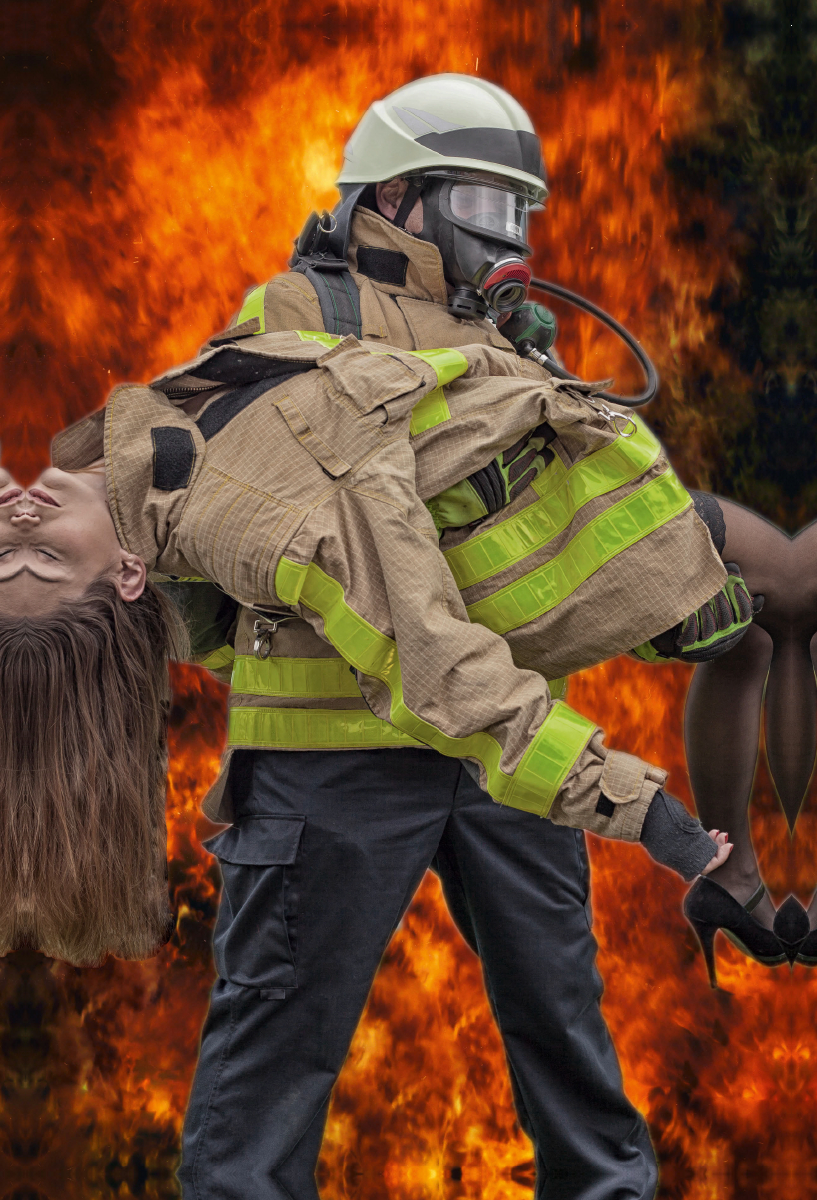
[336,73,548,204]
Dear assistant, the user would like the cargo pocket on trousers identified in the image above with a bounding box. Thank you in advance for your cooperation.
[203,815,305,994]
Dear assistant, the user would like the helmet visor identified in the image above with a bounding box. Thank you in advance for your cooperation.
[447,182,529,246]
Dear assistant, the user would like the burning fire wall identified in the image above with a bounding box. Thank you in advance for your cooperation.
[2,0,817,1197]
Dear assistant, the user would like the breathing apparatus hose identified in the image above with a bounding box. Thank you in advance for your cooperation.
[528,278,659,408]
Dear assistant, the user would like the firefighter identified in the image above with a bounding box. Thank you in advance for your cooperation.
[134,75,767,1200]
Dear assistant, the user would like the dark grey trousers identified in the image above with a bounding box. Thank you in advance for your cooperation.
[178,749,657,1200]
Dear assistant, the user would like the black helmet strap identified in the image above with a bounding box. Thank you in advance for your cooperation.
[391,180,425,230]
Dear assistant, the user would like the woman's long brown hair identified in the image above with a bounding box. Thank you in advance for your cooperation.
[0,579,189,965]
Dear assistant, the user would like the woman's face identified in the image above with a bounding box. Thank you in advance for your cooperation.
[0,464,146,615]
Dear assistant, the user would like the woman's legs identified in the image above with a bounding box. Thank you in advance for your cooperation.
[685,621,775,926]
[684,499,817,929]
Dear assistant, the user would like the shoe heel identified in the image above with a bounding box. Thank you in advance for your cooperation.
[689,917,719,989]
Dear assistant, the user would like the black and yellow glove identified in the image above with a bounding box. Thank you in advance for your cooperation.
[632,563,762,665]
[426,423,556,533]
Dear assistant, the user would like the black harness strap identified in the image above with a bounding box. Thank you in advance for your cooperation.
[291,256,363,338]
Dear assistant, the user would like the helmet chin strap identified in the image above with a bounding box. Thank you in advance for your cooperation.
[391,180,425,230]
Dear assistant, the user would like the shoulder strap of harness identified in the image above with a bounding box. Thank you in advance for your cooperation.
[290,256,362,338]
[289,207,363,338]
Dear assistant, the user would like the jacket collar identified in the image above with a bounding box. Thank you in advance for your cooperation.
[347,208,448,306]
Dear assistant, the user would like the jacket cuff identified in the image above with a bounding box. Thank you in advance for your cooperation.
[547,731,667,841]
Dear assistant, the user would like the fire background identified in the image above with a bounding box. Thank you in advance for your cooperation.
[2,0,817,1196]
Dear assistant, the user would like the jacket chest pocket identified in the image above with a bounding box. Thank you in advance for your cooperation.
[203,815,305,993]
[272,391,383,479]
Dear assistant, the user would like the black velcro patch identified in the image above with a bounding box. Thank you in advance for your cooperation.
[356,247,409,287]
[595,794,616,818]
[151,427,196,491]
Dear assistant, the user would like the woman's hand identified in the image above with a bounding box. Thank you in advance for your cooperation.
[700,830,733,875]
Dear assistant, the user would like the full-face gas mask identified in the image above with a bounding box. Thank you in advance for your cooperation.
[410,171,540,319]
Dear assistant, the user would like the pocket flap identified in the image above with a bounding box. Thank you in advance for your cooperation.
[203,815,305,865]
[599,750,648,804]
[320,341,424,414]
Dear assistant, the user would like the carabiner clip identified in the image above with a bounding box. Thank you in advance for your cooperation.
[253,619,280,660]
[597,403,637,438]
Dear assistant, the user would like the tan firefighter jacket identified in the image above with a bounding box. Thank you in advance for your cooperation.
[227,211,724,682]
[198,209,725,818]
[51,330,710,836]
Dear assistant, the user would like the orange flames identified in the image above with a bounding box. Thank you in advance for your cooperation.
[3,1,814,1197]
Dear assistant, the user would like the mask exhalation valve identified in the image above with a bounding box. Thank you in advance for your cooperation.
[481,258,532,313]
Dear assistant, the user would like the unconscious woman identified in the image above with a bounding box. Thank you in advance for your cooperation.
[0,330,741,972]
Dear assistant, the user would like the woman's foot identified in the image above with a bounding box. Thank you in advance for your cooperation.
[699,861,777,930]
[684,876,786,988]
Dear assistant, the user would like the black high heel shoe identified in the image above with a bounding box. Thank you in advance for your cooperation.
[794,898,817,965]
[773,896,810,965]
[683,877,786,988]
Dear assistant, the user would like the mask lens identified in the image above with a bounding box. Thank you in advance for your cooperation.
[448,184,528,243]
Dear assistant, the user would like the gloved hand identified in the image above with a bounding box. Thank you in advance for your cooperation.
[639,789,728,880]
[631,562,762,664]
[426,424,556,533]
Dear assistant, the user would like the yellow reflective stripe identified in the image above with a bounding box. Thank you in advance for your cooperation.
[410,387,451,435]
[275,557,593,812]
[502,703,595,815]
[295,329,343,348]
[548,676,568,701]
[237,283,268,333]
[407,346,469,388]
[231,654,361,698]
[445,416,662,589]
[466,471,692,635]
[198,645,236,672]
[228,706,422,749]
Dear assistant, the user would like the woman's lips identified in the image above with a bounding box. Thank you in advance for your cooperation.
[0,488,24,505]
[26,488,60,507]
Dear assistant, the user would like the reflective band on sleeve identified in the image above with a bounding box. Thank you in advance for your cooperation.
[548,676,568,701]
[406,348,467,434]
[296,330,344,348]
[445,416,662,589]
[275,557,594,812]
[501,703,596,816]
[407,346,469,387]
[228,706,423,749]
[231,654,362,698]
[465,470,692,635]
[198,645,236,672]
[237,284,268,334]
[410,387,451,435]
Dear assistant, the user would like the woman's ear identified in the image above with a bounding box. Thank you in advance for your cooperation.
[115,551,147,602]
